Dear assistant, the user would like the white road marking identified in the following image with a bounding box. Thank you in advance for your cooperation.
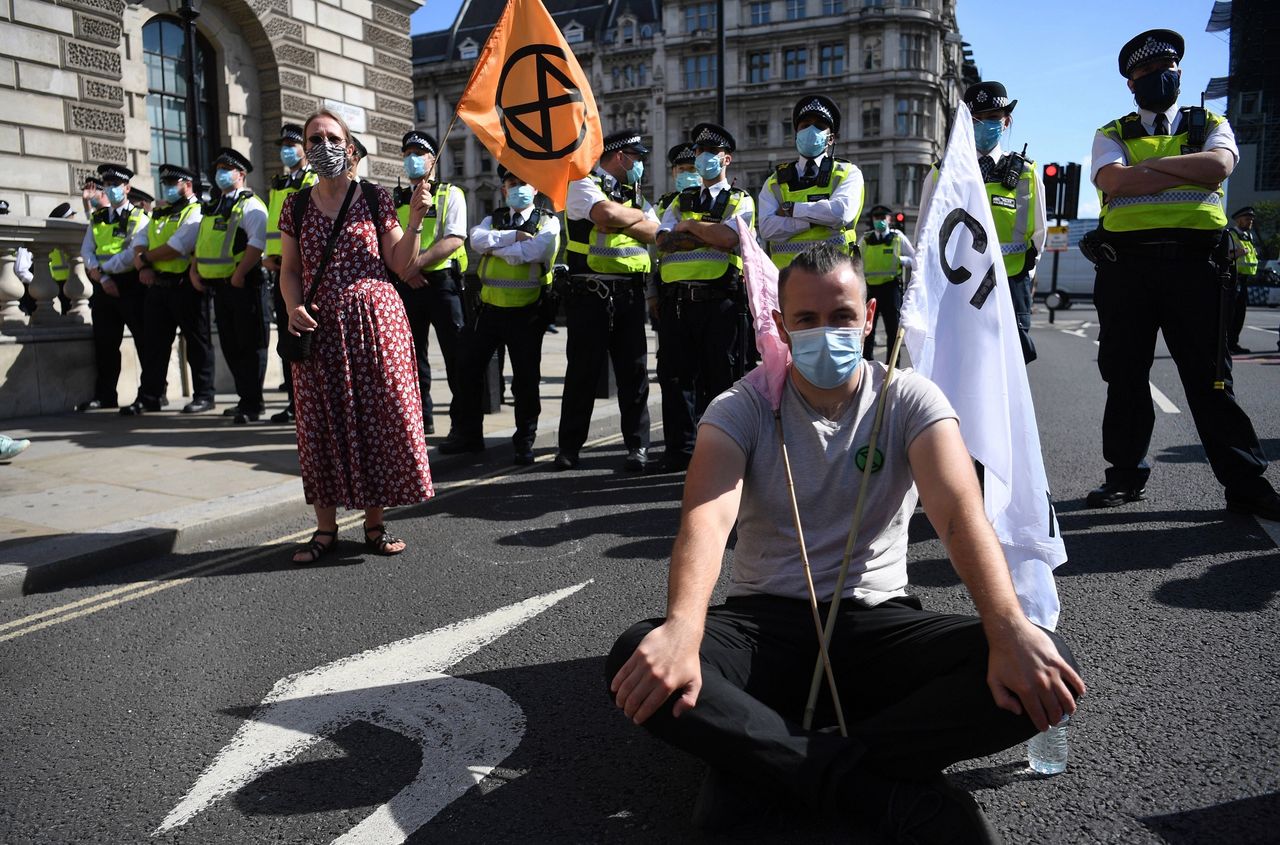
[1244,325,1277,335]
[1149,382,1181,414]
[155,582,590,843]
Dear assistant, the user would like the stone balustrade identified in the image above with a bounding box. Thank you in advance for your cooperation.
[0,217,93,330]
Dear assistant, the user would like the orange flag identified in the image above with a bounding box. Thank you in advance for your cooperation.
[456,0,602,211]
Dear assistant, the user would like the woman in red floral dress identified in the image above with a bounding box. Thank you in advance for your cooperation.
[278,110,434,562]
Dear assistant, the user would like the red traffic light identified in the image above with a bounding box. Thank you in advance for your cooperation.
[894,212,905,224]
[1044,163,1060,178]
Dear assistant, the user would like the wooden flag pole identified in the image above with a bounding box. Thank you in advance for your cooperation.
[775,409,849,738]
[801,327,905,730]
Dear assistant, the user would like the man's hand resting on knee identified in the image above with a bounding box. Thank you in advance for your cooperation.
[610,618,704,724]
[985,615,1085,733]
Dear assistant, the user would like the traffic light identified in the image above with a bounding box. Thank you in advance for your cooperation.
[1062,162,1081,221]
[894,211,906,228]
[1041,162,1082,221]
[1043,162,1062,215]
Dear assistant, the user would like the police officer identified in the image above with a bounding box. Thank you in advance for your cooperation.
[918,81,1046,363]
[193,147,271,424]
[655,123,756,472]
[648,144,699,320]
[1226,206,1260,354]
[1086,29,1278,519]
[448,165,561,464]
[47,202,77,315]
[758,96,862,269]
[396,130,468,440]
[76,163,151,411]
[263,123,318,423]
[81,175,104,218]
[349,135,369,180]
[128,163,214,415]
[857,205,916,362]
[557,128,659,471]
[128,187,155,216]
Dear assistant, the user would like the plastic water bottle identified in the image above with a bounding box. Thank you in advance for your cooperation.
[1027,714,1069,775]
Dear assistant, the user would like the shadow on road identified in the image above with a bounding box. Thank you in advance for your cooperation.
[1140,791,1280,845]
[1151,551,1280,612]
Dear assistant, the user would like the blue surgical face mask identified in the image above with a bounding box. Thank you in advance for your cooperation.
[506,184,535,210]
[796,125,830,158]
[280,146,301,168]
[214,168,237,191]
[675,170,702,192]
[788,325,865,389]
[161,183,181,203]
[695,151,723,180]
[1132,68,1181,112]
[625,157,644,185]
[873,218,888,233]
[973,118,1004,154]
[403,154,427,180]
[105,185,127,206]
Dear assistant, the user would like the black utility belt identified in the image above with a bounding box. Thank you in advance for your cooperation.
[1086,229,1220,264]
[151,271,189,288]
[567,274,645,297]
[663,280,741,302]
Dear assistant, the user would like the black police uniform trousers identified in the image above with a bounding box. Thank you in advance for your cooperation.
[864,279,901,364]
[89,272,146,405]
[1095,243,1270,497]
[139,273,215,403]
[1008,271,1037,363]
[606,594,1079,810]
[559,276,651,457]
[656,284,740,461]
[269,269,295,408]
[1229,273,1252,347]
[451,301,546,451]
[209,267,271,414]
[398,267,464,423]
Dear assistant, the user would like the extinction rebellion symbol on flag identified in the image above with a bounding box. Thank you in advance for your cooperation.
[496,45,589,160]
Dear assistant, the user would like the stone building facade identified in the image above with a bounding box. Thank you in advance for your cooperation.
[0,0,423,215]
[411,0,978,231]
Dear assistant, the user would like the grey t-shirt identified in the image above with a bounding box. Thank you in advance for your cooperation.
[700,361,958,606]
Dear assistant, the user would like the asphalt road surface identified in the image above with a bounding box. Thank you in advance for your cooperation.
[2,307,1278,844]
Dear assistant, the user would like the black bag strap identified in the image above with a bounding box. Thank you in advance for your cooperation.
[300,180,357,308]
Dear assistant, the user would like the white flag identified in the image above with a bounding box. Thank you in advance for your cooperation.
[900,104,1066,630]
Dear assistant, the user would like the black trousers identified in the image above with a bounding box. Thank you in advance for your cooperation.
[398,269,464,422]
[606,594,1078,810]
[1009,272,1037,363]
[139,278,214,403]
[1095,251,1270,497]
[1229,275,1251,347]
[559,280,651,456]
[210,272,270,413]
[89,274,146,404]
[656,291,740,460]
[451,303,545,450]
[864,280,901,364]
[269,272,294,408]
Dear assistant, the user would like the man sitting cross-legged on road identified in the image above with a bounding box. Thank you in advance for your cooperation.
[606,243,1085,843]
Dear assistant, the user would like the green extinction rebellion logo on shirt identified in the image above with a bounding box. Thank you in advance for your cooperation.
[855,445,884,473]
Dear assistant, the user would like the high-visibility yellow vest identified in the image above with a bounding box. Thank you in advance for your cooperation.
[146,197,201,273]
[90,206,149,268]
[195,191,259,279]
[762,158,862,269]
[984,155,1038,278]
[659,186,750,283]
[1098,109,1228,233]
[394,182,469,273]
[859,231,903,285]
[477,208,558,308]
[49,249,69,283]
[265,167,318,257]
[565,174,652,275]
[1231,228,1259,277]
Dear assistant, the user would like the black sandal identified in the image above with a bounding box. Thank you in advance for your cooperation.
[363,522,405,556]
[293,529,337,565]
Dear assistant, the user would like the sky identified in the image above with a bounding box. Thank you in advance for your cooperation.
[410,0,1230,217]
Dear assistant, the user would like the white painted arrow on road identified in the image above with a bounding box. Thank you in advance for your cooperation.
[156,581,591,843]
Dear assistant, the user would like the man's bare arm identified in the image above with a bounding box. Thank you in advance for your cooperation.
[590,200,648,230]
[410,234,465,274]
[610,425,746,724]
[656,230,701,252]
[909,418,1085,732]
[621,218,659,244]
[1138,148,1234,186]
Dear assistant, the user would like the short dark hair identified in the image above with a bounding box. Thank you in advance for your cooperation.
[777,242,866,308]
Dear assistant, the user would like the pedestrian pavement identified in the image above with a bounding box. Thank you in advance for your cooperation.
[0,325,659,598]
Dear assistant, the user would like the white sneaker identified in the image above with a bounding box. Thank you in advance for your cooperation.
[0,435,31,460]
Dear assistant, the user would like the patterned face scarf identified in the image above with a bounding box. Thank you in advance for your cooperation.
[308,141,349,179]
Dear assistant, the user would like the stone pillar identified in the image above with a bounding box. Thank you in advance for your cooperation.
[64,254,93,324]
[0,248,28,328]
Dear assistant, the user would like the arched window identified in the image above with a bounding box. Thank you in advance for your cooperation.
[143,16,218,185]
